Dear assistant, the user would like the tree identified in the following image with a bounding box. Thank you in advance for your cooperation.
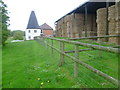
[13,32,24,40]
[11,30,25,37]
[0,0,10,46]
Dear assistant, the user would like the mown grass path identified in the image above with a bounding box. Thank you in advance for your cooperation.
[2,40,79,88]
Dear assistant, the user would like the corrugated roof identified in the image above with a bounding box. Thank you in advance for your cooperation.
[26,11,40,29]
[55,0,115,23]
[40,23,53,30]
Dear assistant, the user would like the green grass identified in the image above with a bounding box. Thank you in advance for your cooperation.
[2,40,82,88]
[0,45,2,89]
[2,39,118,88]
[6,37,13,43]
[45,38,118,88]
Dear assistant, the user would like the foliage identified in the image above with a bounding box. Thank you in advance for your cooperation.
[13,31,24,40]
[0,0,10,46]
[2,29,10,44]
[11,30,25,37]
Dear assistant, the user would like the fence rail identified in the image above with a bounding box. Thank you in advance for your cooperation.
[35,35,119,87]
[47,37,119,54]
[67,35,120,40]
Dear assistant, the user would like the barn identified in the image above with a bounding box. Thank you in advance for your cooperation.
[55,0,120,44]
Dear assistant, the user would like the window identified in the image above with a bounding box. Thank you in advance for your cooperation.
[34,30,37,33]
[28,30,30,33]
[41,30,43,33]
[28,36,31,39]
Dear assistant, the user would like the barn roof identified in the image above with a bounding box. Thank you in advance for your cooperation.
[26,11,40,29]
[40,23,53,30]
[55,0,115,23]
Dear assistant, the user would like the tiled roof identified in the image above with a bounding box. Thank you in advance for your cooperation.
[40,23,53,30]
[26,11,40,29]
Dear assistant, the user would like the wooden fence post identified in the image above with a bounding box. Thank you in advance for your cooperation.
[59,41,65,66]
[74,44,79,77]
[51,39,53,54]
[47,38,50,48]
[45,38,48,48]
[41,37,43,45]
[43,37,46,46]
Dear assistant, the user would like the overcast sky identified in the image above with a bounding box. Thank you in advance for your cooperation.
[4,0,88,31]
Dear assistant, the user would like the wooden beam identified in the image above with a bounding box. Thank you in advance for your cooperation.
[85,5,88,37]
[67,35,120,40]
[106,1,109,41]
[74,45,79,77]
[59,41,65,66]
[48,37,119,54]
[65,48,93,53]
[45,42,119,86]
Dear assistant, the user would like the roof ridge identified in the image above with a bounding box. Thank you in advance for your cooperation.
[40,23,53,30]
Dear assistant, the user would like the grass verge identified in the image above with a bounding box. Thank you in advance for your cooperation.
[2,39,118,88]
[3,40,82,88]
[0,45,2,89]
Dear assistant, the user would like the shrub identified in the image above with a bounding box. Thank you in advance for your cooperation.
[13,32,24,40]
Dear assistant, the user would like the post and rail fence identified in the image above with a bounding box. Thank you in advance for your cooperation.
[35,35,120,87]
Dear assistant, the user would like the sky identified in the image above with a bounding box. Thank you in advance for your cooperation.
[4,0,88,31]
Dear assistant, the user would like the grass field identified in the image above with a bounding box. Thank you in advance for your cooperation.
[2,39,118,88]
[0,45,2,89]
[2,40,82,88]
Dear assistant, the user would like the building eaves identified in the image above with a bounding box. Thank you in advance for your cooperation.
[55,0,115,23]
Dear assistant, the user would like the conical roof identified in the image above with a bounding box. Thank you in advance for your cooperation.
[26,11,40,29]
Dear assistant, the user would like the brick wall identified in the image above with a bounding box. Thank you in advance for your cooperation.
[43,30,54,37]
